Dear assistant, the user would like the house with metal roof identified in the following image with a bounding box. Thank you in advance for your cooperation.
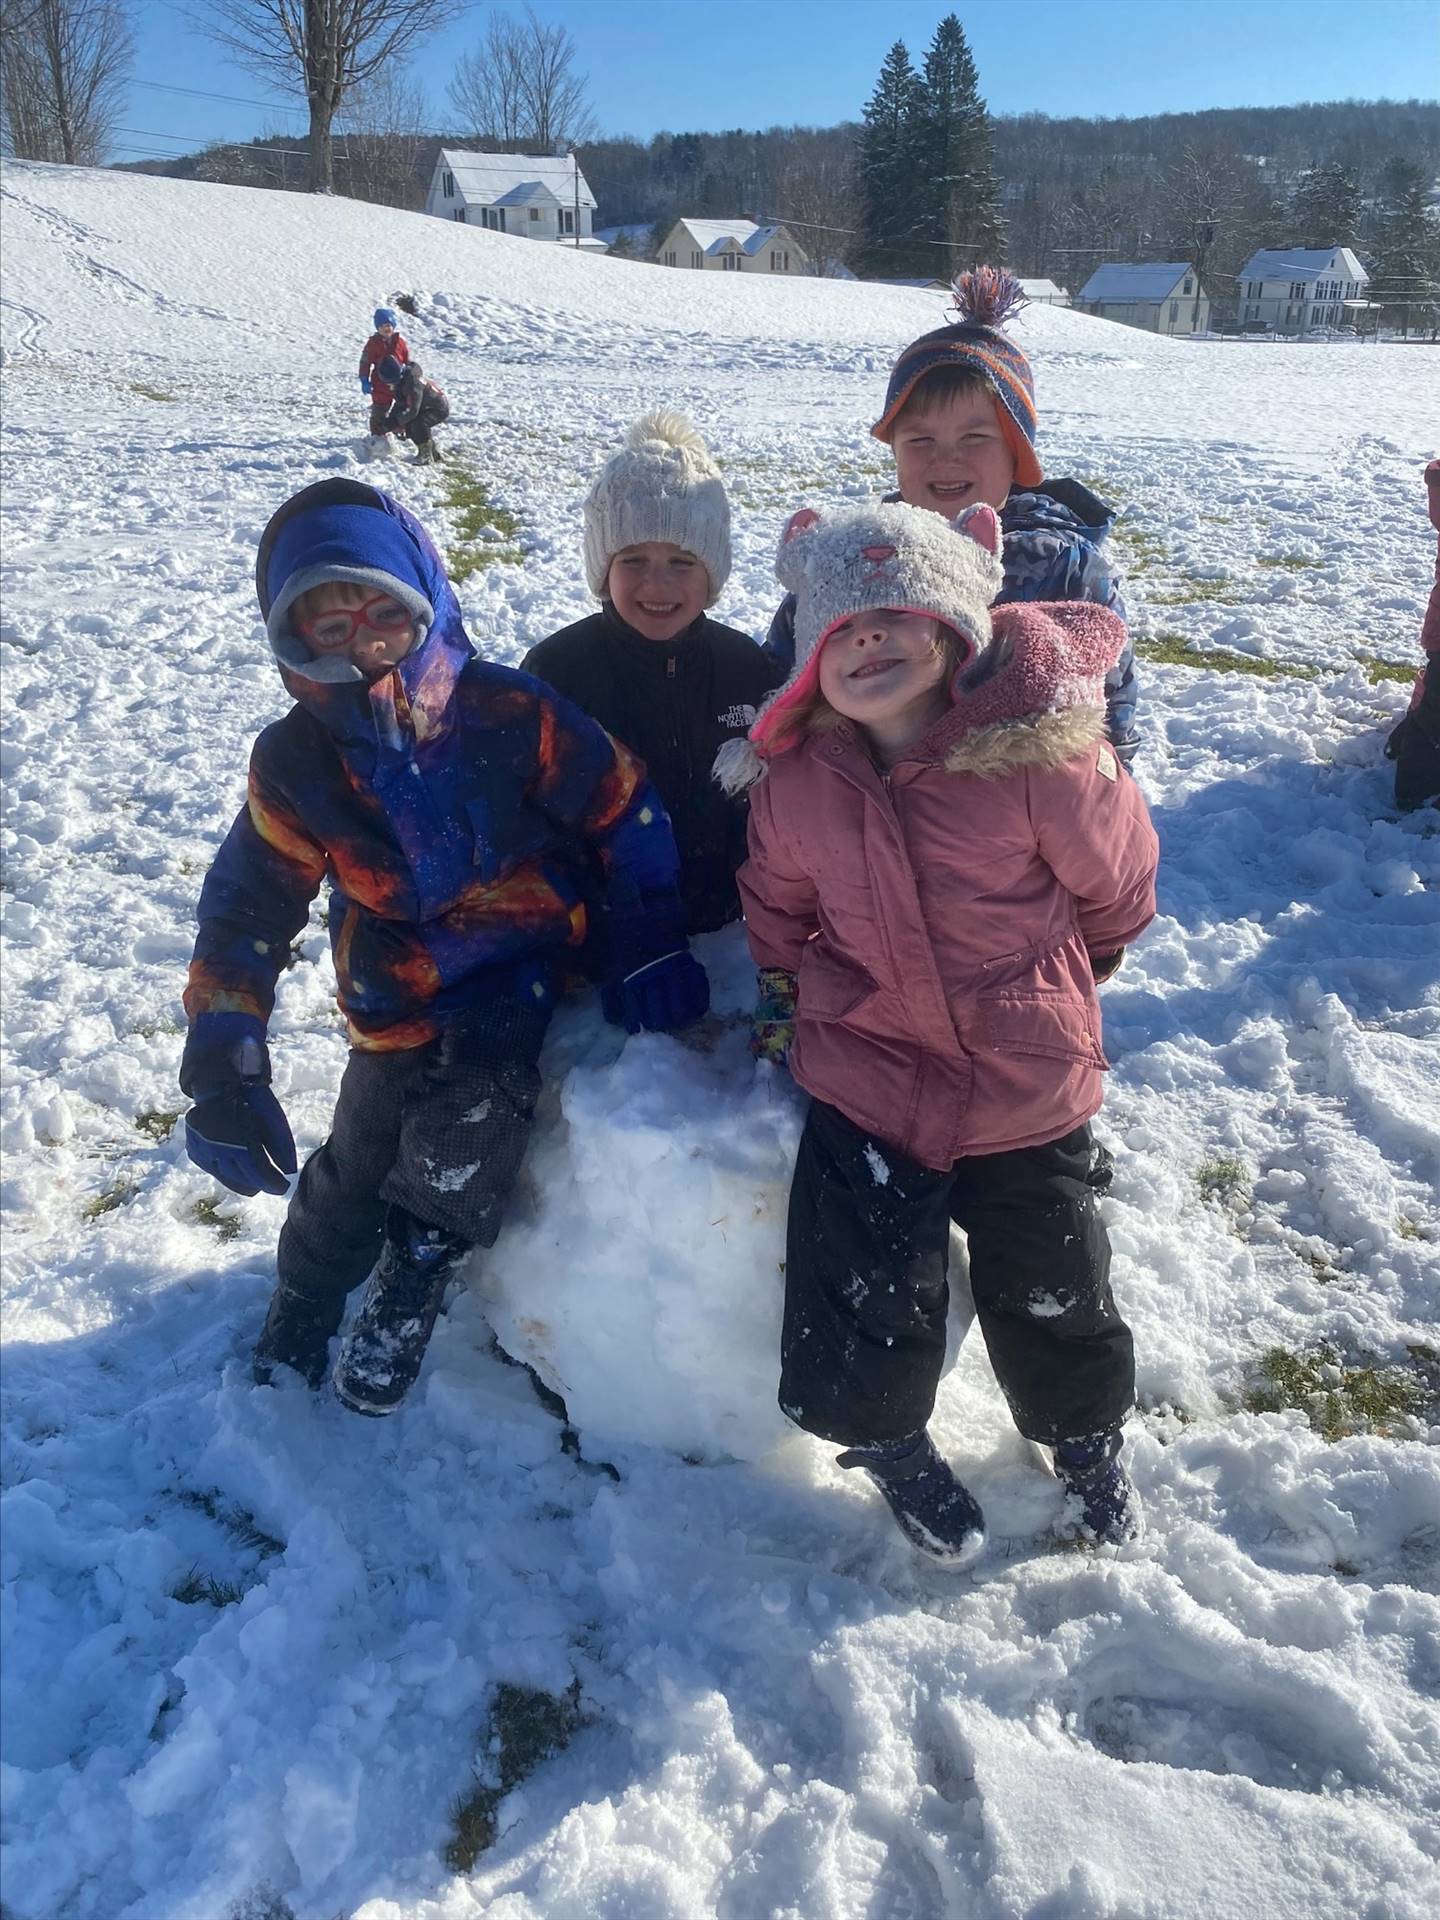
[1076,263,1211,335]
[1018,278,1070,305]
[1235,246,1368,333]
[424,149,600,247]
[654,217,811,276]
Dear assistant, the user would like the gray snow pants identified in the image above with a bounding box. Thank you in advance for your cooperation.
[276,996,551,1308]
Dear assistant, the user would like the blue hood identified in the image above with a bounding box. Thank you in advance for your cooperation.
[255,479,474,750]
[1002,477,1117,544]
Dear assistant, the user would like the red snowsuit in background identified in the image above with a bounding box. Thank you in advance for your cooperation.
[358,331,409,436]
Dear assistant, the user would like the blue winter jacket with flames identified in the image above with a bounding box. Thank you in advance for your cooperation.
[185,480,680,1051]
[764,477,1139,759]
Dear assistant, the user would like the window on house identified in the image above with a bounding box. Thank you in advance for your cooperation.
[529,207,541,222]
[443,171,455,198]
[692,250,702,268]
[1183,278,1193,295]
[1169,300,1179,323]
[722,252,739,270]
[665,249,677,266]
[1290,281,1306,300]
[452,208,466,223]
[559,209,574,234]
[482,208,503,231]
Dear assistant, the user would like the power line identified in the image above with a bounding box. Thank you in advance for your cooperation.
[132,79,305,116]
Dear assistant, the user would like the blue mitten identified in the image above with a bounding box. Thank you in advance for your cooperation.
[180,1012,296,1198]
[360,374,372,394]
[601,887,710,1034]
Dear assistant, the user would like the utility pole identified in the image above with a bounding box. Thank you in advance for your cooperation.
[574,153,581,248]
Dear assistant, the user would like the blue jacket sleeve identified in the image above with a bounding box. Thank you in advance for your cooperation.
[1055,542,1139,762]
[528,689,681,901]
[762,594,798,676]
[183,756,327,1031]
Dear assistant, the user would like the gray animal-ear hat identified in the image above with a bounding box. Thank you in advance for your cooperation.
[713,500,1003,794]
[583,410,732,606]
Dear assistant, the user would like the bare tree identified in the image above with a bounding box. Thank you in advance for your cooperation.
[2,0,132,165]
[337,64,425,207]
[194,0,469,194]
[447,6,595,150]
[775,128,858,275]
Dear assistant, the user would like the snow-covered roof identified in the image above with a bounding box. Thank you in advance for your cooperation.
[594,223,654,250]
[491,181,562,211]
[1019,278,1069,300]
[1238,246,1368,284]
[1078,262,1196,303]
[436,148,596,211]
[674,217,761,251]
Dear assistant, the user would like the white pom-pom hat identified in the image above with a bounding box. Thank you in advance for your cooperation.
[582,410,732,606]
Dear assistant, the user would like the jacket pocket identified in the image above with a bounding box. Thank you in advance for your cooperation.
[798,942,880,1024]
[979,989,1108,1068]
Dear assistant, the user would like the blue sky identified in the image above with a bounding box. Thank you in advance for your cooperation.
[121,0,1438,164]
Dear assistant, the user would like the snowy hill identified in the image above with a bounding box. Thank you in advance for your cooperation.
[2,160,1439,1920]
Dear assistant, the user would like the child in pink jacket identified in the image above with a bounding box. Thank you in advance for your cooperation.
[720,500,1159,1563]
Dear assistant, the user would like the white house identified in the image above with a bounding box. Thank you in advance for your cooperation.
[425,149,599,246]
[654,218,810,275]
[1018,278,1070,306]
[1076,262,1210,336]
[1235,246,1368,333]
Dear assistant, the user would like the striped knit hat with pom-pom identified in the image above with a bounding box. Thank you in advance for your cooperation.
[583,410,732,606]
[871,267,1041,487]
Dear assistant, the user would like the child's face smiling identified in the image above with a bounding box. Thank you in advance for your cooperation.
[817,608,951,753]
[892,389,1017,518]
[292,582,416,679]
[607,542,708,642]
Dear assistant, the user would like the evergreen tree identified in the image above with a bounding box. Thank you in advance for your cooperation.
[913,14,1005,278]
[1288,161,1362,247]
[854,39,926,277]
[1369,156,1440,333]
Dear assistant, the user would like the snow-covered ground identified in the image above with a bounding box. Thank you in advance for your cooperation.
[2,161,1439,1920]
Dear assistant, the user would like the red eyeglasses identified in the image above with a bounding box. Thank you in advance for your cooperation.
[295,593,414,650]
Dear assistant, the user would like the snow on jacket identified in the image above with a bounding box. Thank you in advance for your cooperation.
[522,605,785,933]
[381,363,449,436]
[184,481,679,1052]
[764,477,1139,758]
[359,330,409,405]
[738,604,1158,1170]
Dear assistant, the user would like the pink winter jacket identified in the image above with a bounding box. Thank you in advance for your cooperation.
[739,696,1158,1172]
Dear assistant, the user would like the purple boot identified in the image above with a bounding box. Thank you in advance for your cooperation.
[838,1430,986,1568]
[1053,1429,1144,1545]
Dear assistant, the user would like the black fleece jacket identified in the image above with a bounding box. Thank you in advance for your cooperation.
[523,605,783,933]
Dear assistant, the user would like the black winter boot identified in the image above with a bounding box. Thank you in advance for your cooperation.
[332,1208,469,1417]
[253,1282,346,1388]
[1386,667,1440,813]
[838,1430,986,1568]
[1053,1429,1143,1545]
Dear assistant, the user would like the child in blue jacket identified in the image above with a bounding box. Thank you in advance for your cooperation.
[765,269,1140,761]
[180,478,708,1415]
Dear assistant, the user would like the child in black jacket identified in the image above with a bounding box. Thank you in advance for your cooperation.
[523,412,784,932]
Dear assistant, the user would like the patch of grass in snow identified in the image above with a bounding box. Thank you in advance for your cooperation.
[1397,1214,1432,1241]
[1144,578,1257,607]
[191,1196,242,1242]
[1135,633,1315,680]
[446,1682,585,1872]
[1110,521,1169,571]
[128,381,178,402]
[179,1488,285,1559]
[1257,551,1323,570]
[173,1568,246,1608]
[131,1016,184,1039]
[1243,1342,1440,1441]
[1195,1154,1252,1211]
[439,461,524,581]
[1361,655,1422,685]
[81,1178,137,1221]
[135,1108,179,1142]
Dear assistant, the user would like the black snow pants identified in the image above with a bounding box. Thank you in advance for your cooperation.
[779,1099,1135,1450]
[276,995,550,1309]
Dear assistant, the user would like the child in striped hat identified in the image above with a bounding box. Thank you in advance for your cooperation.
[765,268,1140,762]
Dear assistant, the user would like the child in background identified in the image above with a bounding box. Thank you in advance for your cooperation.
[523,412,784,933]
[1384,457,1440,811]
[180,478,707,1417]
[765,269,1140,763]
[358,307,409,444]
[723,499,1158,1562]
[376,356,450,465]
